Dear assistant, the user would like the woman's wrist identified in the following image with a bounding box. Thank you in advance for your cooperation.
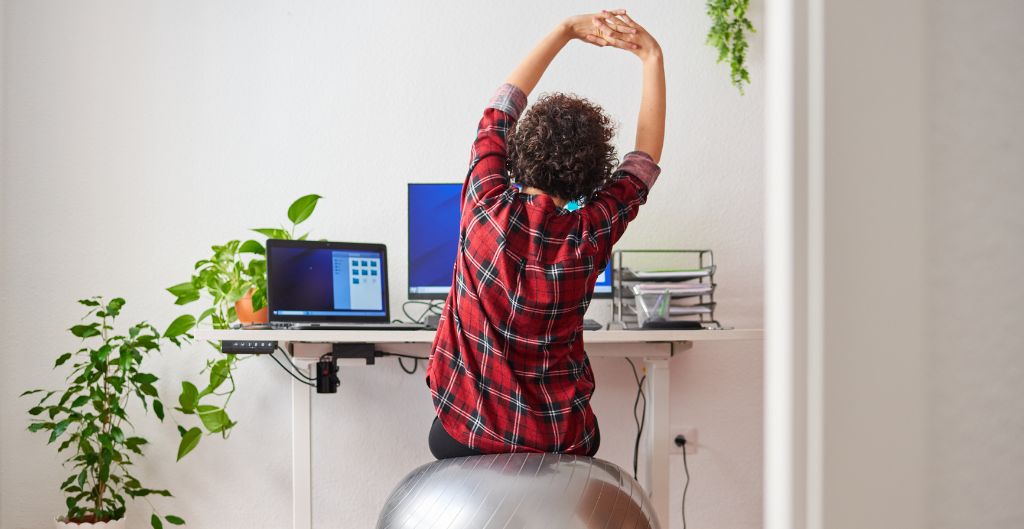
[558,18,581,42]
[641,46,663,63]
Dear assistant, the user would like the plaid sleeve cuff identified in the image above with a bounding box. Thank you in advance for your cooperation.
[488,83,528,121]
[615,151,661,189]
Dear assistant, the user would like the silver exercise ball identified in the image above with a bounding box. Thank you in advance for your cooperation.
[376,453,661,529]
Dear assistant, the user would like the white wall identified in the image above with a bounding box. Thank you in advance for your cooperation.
[0,2,764,528]
[926,1,1024,528]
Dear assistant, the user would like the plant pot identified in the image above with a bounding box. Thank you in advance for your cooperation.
[56,516,126,529]
[235,289,269,324]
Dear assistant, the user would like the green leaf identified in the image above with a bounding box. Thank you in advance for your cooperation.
[251,227,289,240]
[176,427,202,461]
[78,298,101,307]
[196,307,217,324]
[178,381,199,413]
[153,399,165,421]
[167,282,197,297]
[164,314,196,338]
[28,406,45,416]
[106,297,126,317]
[20,389,44,397]
[140,383,158,398]
[152,513,164,529]
[132,373,159,385]
[239,239,266,255]
[70,324,100,339]
[287,194,322,225]
[207,359,231,393]
[49,419,71,444]
[196,405,230,433]
[54,352,73,367]
[165,515,185,525]
[167,282,200,305]
[70,395,89,408]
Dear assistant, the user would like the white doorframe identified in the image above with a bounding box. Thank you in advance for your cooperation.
[764,0,824,528]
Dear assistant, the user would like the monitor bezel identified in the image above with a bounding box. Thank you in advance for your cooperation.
[266,239,391,324]
[407,183,462,300]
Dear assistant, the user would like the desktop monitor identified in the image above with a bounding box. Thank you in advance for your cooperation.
[407,183,613,299]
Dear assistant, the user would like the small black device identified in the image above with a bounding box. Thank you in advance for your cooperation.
[222,340,278,354]
[316,356,340,393]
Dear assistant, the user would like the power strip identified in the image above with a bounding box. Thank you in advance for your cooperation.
[221,340,278,355]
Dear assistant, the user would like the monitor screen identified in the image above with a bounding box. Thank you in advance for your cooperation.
[407,183,613,298]
[267,242,387,319]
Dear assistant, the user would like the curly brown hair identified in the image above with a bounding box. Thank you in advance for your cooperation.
[507,93,618,201]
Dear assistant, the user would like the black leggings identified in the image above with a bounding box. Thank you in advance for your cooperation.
[428,417,601,460]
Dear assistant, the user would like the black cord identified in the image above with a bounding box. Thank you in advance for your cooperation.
[397,357,418,374]
[682,442,690,529]
[275,346,314,380]
[401,300,443,324]
[268,353,315,387]
[378,352,430,361]
[377,351,430,376]
[625,358,647,482]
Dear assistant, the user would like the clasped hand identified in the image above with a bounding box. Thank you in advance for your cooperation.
[564,9,661,61]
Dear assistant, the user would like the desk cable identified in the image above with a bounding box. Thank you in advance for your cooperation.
[388,300,443,375]
[268,346,314,387]
[625,358,647,482]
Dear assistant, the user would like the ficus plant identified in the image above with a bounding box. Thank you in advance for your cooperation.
[706,0,755,93]
[164,194,322,460]
[22,297,186,528]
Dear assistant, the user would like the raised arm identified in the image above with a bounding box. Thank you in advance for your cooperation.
[589,12,665,162]
[506,10,637,96]
[465,11,641,207]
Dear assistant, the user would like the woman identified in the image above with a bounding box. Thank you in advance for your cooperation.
[425,9,666,459]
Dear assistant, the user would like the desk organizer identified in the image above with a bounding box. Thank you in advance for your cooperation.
[611,249,721,329]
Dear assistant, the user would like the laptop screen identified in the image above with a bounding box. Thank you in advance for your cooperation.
[267,240,388,322]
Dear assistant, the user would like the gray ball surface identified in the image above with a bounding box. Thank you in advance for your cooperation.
[376,453,661,529]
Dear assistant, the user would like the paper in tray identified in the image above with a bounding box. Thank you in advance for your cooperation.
[621,265,716,281]
[631,282,714,296]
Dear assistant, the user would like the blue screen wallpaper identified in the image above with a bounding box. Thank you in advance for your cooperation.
[408,184,462,293]
[407,183,612,296]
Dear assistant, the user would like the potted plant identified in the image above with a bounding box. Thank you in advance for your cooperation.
[164,194,322,460]
[22,297,186,529]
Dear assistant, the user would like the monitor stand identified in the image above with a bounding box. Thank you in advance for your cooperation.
[424,313,441,330]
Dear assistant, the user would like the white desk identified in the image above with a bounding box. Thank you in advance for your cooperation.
[196,328,761,528]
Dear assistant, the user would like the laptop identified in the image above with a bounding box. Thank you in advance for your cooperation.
[266,239,425,330]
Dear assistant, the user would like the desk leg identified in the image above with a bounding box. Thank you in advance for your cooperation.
[644,357,671,528]
[293,364,312,529]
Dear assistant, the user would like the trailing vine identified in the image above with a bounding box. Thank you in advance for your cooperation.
[706,0,755,93]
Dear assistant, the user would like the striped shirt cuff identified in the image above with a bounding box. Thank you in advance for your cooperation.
[488,83,528,121]
[616,151,661,189]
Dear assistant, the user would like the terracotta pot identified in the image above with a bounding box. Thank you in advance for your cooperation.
[235,289,269,324]
[56,516,126,529]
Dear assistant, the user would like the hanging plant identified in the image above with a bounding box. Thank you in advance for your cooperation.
[706,0,755,93]
[164,194,322,460]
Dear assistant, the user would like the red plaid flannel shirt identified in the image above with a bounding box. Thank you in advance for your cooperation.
[426,83,661,454]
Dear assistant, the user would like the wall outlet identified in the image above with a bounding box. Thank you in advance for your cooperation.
[672,425,698,455]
